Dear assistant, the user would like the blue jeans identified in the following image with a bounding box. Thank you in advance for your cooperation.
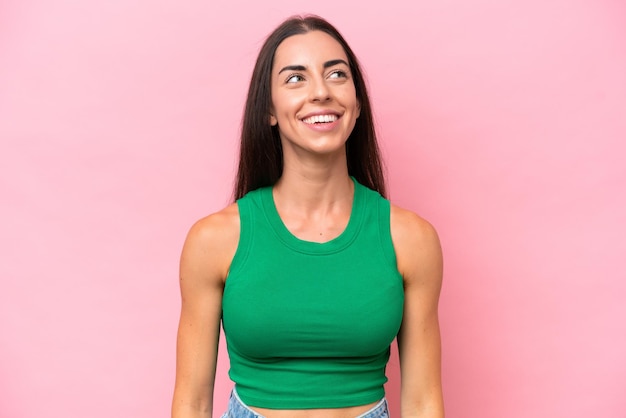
[221,387,390,418]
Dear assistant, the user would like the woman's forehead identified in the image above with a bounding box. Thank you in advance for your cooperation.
[272,31,348,70]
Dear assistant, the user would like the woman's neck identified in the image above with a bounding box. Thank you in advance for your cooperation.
[272,169,354,243]
[273,166,353,211]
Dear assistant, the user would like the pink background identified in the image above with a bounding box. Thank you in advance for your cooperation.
[1,0,625,417]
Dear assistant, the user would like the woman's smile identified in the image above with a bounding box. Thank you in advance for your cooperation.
[300,111,342,132]
[301,113,339,125]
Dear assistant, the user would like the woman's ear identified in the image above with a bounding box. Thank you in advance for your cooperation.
[270,114,277,126]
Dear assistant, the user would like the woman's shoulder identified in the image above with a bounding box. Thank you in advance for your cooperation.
[188,203,240,241]
[389,204,442,282]
[181,203,241,282]
[389,204,438,242]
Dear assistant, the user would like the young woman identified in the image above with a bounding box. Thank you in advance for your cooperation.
[172,15,444,418]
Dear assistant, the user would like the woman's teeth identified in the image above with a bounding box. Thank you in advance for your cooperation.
[302,114,338,124]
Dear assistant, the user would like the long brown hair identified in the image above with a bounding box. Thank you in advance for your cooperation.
[233,15,386,200]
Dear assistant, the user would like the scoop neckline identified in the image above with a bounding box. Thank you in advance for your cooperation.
[260,177,365,255]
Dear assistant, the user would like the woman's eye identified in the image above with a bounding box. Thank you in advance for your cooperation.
[329,70,347,79]
[286,74,304,83]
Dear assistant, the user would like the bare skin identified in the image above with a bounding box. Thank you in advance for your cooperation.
[172,30,444,418]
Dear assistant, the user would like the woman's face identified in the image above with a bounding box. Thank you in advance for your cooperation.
[270,30,360,158]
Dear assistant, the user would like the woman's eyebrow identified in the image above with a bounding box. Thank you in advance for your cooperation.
[278,64,306,74]
[277,59,349,75]
[323,59,349,69]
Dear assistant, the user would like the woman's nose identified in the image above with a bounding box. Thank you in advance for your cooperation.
[309,77,331,102]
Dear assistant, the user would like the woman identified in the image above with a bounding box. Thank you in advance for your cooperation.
[172,15,444,418]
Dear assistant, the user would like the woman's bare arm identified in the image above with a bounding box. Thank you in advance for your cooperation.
[172,204,239,418]
[391,205,444,418]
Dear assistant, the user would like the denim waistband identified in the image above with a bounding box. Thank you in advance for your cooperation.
[221,387,389,418]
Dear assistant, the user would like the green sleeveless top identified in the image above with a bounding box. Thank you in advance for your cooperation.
[222,178,404,409]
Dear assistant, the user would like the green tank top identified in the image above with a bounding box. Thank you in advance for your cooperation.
[222,178,404,409]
